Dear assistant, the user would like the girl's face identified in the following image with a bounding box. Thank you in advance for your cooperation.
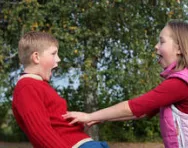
[38,45,61,81]
[155,26,181,69]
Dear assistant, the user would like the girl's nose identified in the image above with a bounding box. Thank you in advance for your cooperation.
[154,43,159,51]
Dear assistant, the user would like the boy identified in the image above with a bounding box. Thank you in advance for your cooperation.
[12,31,109,148]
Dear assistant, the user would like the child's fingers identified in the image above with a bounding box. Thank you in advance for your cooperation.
[62,111,76,119]
[62,111,91,123]
[87,121,100,126]
[69,118,79,125]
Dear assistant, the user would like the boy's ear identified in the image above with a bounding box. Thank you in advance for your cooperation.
[31,52,40,64]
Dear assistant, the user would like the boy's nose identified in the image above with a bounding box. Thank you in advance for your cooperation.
[56,55,61,63]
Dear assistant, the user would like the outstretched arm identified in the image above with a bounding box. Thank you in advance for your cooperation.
[63,101,134,124]
[108,114,146,121]
[84,114,146,128]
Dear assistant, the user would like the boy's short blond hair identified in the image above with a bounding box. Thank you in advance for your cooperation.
[18,31,59,67]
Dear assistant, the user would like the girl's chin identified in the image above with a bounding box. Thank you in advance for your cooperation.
[162,63,171,70]
[159,62,166,69]
[158,59,166,68]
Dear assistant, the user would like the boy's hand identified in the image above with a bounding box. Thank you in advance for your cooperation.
[62,111,91,125]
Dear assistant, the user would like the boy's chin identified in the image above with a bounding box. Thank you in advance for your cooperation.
[47,75,52,81]
[43,74,51,81]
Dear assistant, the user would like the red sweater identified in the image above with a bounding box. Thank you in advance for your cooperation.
[12,78,90,148]
[128,78,188,117]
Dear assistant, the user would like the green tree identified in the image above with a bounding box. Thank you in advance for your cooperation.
[0,0,187,142]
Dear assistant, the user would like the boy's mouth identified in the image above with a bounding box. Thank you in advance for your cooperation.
[51,66,60,77]
[51,67,58,73]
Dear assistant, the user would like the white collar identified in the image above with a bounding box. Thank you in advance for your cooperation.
[19,73,43,81]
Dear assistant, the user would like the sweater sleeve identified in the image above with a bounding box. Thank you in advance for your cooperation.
[128,78,188,117]
[13,85,67,148]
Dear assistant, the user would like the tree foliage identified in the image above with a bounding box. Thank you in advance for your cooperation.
[0,0,187,142]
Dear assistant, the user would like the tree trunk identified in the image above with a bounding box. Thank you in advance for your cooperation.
[84,88,99,140]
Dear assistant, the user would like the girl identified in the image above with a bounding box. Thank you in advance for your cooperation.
[63,20,188,148]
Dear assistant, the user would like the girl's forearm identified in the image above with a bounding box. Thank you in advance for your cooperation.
[108,114,146,121]
[89,101,133,122]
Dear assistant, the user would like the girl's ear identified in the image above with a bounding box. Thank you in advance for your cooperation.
[177,50,181,55]
[31,51,40,64]
[175,43,181,55]
[177,46,181,55]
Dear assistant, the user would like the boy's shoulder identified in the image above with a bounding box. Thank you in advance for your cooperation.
[15,77,47,91]
[17,77,42,84]
[13,78,52,100]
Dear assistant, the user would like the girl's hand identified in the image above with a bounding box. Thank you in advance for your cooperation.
[62,111,91,124]
[84,121,102,131]
[86,121,103,127]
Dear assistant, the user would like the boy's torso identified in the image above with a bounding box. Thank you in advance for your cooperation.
[12,78,89,147]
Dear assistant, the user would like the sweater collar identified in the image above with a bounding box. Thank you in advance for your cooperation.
[19,73,43,81]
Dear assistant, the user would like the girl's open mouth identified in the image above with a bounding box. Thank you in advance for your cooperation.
[156,54,162,63]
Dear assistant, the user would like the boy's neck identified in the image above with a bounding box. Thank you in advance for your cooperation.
[22,66,43,80]
[19,73,43,81]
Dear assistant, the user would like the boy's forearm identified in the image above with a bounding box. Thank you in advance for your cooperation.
[89,101,133,121]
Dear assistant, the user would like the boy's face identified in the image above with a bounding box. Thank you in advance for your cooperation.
[38,45,61,81]
[155,26,181,69]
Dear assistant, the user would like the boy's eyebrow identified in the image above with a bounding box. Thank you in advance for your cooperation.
[52,48,58,52]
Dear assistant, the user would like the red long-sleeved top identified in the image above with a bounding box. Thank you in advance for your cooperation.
[128,78,188,117]
[12,78,90,148]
